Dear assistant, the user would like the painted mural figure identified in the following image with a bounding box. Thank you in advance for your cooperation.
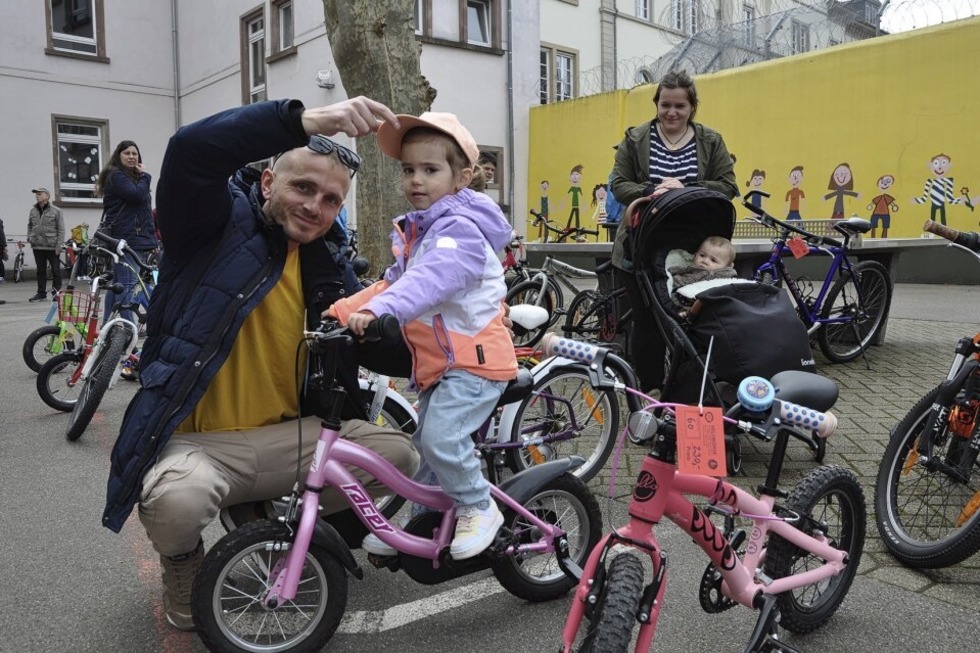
[785,165,806,221]
[536,180,550,241]
[912,153,960,226]
[744,168,766,211]
[591,183,608,241]
[868,174,899,238]
[823,162,859,220]
[565,164,584,230]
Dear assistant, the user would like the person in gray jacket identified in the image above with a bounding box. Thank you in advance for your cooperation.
[27,187,64,301]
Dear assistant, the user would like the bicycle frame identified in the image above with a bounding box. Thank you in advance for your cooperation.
[265,417,568,605]
[561,453,848,651]
[523,256,598,311]
[755,238,859,335]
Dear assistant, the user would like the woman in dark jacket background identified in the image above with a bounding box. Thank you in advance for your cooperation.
[96,140,160,324]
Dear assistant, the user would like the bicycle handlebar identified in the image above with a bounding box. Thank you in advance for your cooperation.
[775,399,837,438]
[92,231,156,273]
[742,191,844,249]
[923,219,980,255]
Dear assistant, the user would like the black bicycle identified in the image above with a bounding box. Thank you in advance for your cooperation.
[874,219,980,568]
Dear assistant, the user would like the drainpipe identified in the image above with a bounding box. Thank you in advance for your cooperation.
[505,0,515,224]
[171,0,181,129]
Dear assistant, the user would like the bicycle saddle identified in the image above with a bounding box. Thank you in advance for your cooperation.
[770,370,838,412]
[834,218,872,237]
[497,368,534,407]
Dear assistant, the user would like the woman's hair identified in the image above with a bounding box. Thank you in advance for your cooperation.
[95,140,142,197]
[827,163,854,191]
[653,70,699,118]
[402,127,471,177]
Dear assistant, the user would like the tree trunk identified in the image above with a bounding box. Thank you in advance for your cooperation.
[322,0,436,273]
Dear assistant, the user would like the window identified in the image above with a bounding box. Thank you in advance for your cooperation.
[273,1,293,52]
[791,20,810,54]
[540,45,577,104]
[241,8,267,104]
[51,115,107,203]
[635,0,650,21]
[743,4,756,44]
[45,0,107,61]
[670,0,699,34]
[414,0,423,35]
[466,0,491,46]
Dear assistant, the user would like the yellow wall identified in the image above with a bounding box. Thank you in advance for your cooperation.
[527,17,980,240]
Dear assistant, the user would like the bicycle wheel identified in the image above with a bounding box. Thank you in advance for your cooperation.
[874,385,980,568]
[490,473,602,602]
[764,465,866,634]
[66,325,129,441]
[506,368,619,483]
[575,552,644,653]
[23,325,75,373]
[36,352,84,411]
[817,260,891,363]
[359,388,417,519]
[192,520,347,653]
[506,278,561,348]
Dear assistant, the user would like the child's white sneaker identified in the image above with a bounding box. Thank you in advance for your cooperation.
[361,531,397,556]
[450,502,503,560]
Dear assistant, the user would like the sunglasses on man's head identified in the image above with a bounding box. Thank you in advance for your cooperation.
[307,135,361,178]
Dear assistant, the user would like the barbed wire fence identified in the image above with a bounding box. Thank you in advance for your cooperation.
[577,0,980,97]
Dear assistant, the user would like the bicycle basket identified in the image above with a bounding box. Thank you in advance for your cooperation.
[56,289,97,325]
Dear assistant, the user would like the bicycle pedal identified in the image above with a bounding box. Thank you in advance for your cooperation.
[759,633,801,653]
[366,552,402,572]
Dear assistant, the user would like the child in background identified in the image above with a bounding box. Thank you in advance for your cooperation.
[669,235,737,314]
[328,112,517,560]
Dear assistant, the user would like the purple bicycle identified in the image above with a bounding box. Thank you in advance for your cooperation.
[191,317,603,653]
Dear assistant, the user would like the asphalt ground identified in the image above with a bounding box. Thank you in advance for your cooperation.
[1,277,978,653]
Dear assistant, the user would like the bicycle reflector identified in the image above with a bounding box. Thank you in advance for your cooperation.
[627,410,660,445]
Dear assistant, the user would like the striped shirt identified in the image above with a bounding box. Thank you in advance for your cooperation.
[913,176,960,207]
[649,128,698,186]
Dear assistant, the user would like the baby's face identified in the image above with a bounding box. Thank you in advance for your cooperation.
[694,243,732,271]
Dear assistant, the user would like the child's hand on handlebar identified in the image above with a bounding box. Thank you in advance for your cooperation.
[347,310,377,337]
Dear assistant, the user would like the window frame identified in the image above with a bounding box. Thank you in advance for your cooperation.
[670,0,699,34]
[240,6,268,105]
[268,0,296,61]
[791,19,810,54]
[50,114,109,207]
[459,0,500,49]
[539,43,578,105]
[743,4,756,44]
[635,0,650,21]
[44,0,109,63]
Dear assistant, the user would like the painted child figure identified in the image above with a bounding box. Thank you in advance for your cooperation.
[669,235,737,316]
[328,112,517,560]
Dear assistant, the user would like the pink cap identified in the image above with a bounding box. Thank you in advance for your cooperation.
[377,112,479,166]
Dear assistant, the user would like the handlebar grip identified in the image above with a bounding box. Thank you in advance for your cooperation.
[362,314,402,342]
[776,399,837,438]
[539,333,604,363]
[923,219,980,253]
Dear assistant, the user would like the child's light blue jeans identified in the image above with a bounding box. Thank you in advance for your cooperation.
[412,369,506,511]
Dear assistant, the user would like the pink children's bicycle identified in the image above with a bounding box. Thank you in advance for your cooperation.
[542,334,866,653]
[191,318,603,653]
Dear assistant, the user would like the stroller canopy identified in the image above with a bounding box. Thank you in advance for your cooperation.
[630,187,736,272]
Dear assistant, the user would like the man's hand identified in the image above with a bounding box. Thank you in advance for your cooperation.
[347,310,377,337]
[301,97,401,138]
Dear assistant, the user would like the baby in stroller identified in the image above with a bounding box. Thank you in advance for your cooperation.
[668,235,737,316]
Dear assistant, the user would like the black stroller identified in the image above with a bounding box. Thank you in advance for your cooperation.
[625,187,826,465]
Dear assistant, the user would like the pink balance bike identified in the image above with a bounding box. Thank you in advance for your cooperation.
[543,334,867,653]
[191,317,603,653]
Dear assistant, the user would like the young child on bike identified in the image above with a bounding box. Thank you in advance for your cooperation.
[669,235,737,314]
[328,112,517,560]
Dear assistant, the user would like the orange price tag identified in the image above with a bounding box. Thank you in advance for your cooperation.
[675,405,726,477]
[787,237,809,259]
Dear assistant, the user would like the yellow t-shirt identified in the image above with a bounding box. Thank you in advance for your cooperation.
[176,247,306,433]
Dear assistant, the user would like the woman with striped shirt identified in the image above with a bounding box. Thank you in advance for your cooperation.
[609,70,738,392]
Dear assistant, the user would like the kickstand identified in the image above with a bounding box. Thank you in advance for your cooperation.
[741,595,801,653]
